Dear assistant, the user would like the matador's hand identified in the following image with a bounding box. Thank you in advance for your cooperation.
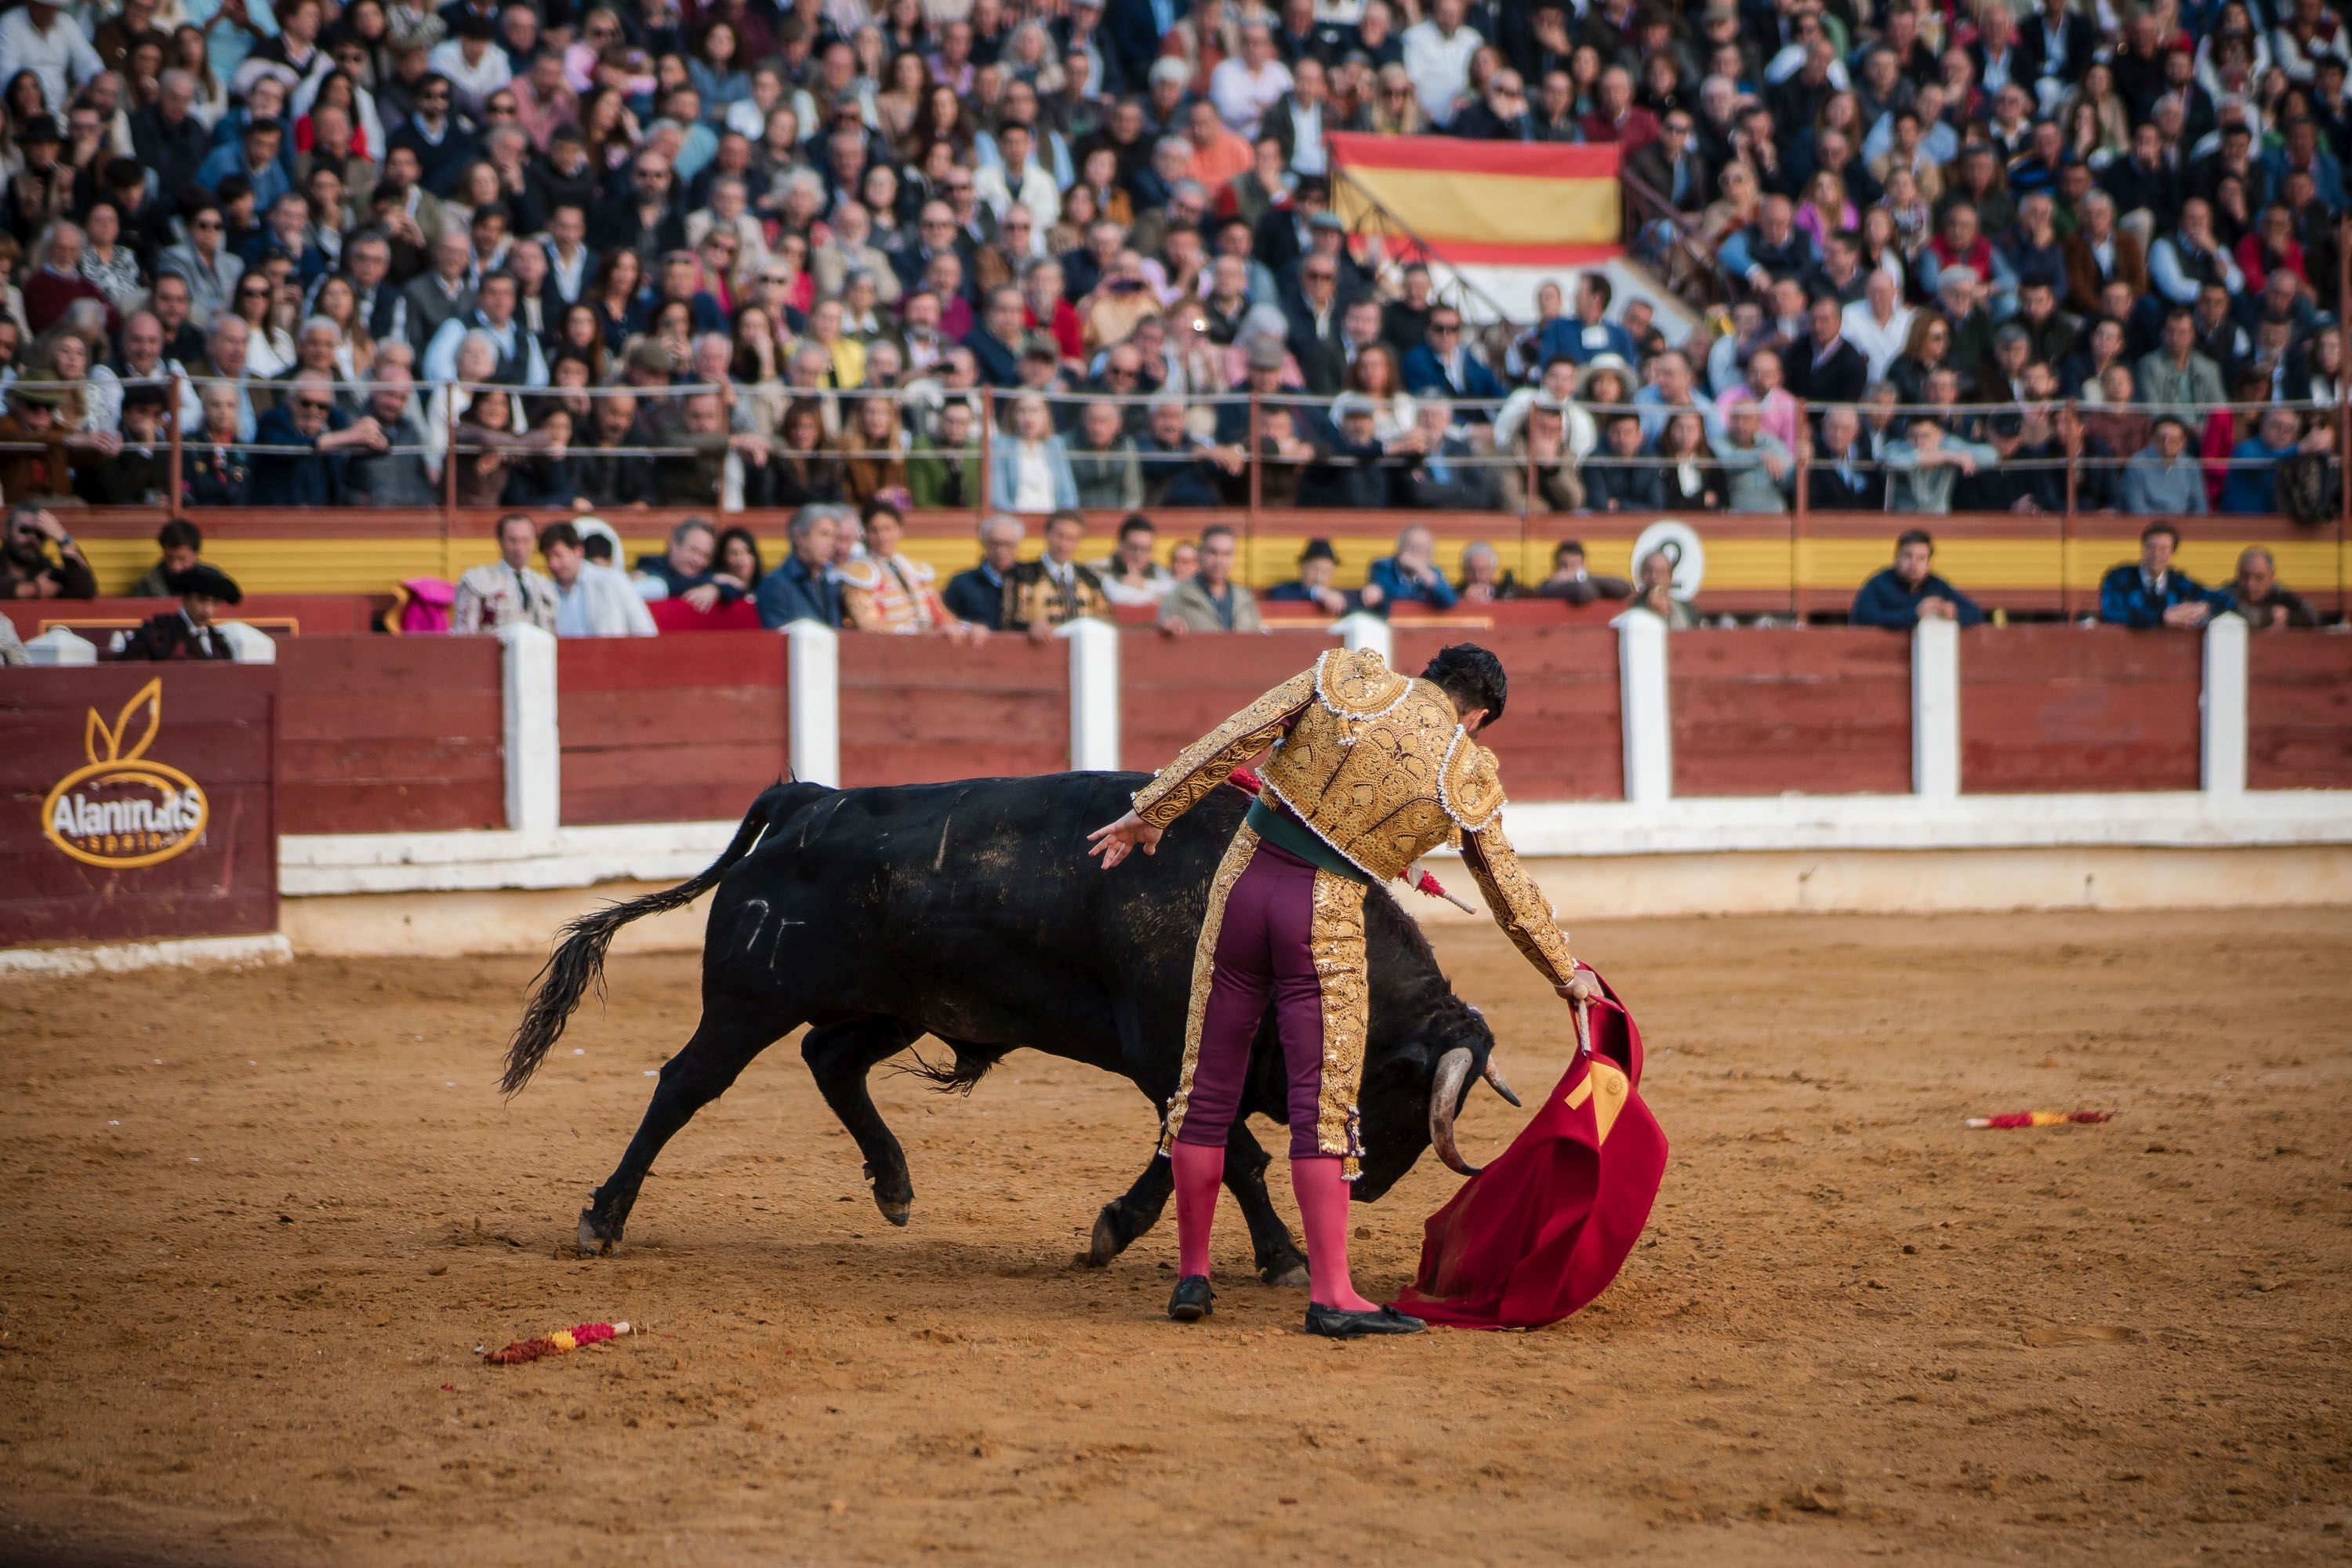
[1555,971,1599,1005]
[1087,811,1163,869]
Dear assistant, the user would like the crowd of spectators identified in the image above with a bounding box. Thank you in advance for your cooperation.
[0,0,2341,529]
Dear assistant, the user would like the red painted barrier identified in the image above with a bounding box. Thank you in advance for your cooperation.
[1118,629,1338,773]
[1393,625,1625,800]
[1961,627,2202,793]
[0,666,277,945]
[276,637,506,833]
[2249,634,2352,791]
[559,632,789,824]
[838,634,1069,786]
[1668,630,1912,797]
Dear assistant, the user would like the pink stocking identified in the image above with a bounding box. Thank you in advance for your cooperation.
[1171,1140,1223,1279]
[1292,1156,1377,1311]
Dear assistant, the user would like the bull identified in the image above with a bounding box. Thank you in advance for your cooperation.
[503,772,1519,1284]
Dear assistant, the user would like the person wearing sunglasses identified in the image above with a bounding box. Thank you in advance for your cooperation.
[246,368,389,506]
[154,198,245,327]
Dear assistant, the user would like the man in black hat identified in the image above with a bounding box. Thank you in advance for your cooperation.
[1264,536,1381,615]
[114,564,244,661]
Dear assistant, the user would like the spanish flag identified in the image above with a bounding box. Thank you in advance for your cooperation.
[1327,133,1622,267]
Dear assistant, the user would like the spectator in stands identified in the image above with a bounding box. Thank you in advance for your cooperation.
[343,366,438,507]
[632,517,738,610]
[2099,521,2232,630]
[249,372,385,506]
[128,520,207,599]
[989,391,1080,511]
[1403,399,1496,511]
[111,564,244,662]
[943,514,1025,632]
[907,398,983,511]
[1529,540,1633,605]
[2,503,96,601]
[1094,514,1176,608]
[1628,546,1699,629]
[2221,409,2327,515]
[1850,529,1986,630]
[841,502,977,637]
[1004,508,1112,641]
[1265,537,1380,616]
[2121,418,2209,517]
[1808,405,1886,511]
[1064,399,1143,511]
[1366,522,1457,611]
[753,506,845,630]
[1540,273,1637,367]
[2227,547,2317,632]
[1160,523,1261,635]
[1582,411,1664,513]
[1712,399,1791,514]
[1883,418,1996,516]
[0,374,103,501]
[543,520,658,637]
[2135,310,2227,425]
[1399,303,1503,408]
[453,512,560,634]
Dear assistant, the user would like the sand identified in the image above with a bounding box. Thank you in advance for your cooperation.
[2,909,2348,1566]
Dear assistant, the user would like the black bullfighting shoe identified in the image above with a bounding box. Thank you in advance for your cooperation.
[1305,1303,1427,1339]
[1167,1275,1214,1322]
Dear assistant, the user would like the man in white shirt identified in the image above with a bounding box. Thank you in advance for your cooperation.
[1840,270,1918,382]
[422,271,550,387]
[545,521,657,637]
[1400,0,1482,125]
[971,121,1061,230]
[426,12,512,118]
[453,511,561,633]
[1208,22,1294,136]
[0,0,102,114]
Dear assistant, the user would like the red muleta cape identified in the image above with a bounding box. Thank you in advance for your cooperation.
[1390,968,1668,1330]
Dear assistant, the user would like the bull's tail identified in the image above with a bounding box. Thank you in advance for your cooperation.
[500,783,792,1096]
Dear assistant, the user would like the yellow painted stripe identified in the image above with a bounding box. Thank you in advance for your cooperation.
[1332,167,1621,246]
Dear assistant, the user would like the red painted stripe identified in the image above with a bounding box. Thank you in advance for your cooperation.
[1327,132,1621,179]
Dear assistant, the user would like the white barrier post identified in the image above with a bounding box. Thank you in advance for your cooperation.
[1061,617,1121,771]
[786,619,840,788]
[2201,612,2249,799]
[1334,609,1392,663]
[22,627,96,665]
[215,621,278,663]
[1911,615,1961,800]
[496,622,560,834]
[1617,608,1671,806]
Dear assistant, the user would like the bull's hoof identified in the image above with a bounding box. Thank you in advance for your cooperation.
[576,1208,618,1258]
[874,1192,910,1227]
[1086,1207,1125,1268]
[1261,1255,1311,1289]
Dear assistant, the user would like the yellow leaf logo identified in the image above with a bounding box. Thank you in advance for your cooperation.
[42,679,209,869]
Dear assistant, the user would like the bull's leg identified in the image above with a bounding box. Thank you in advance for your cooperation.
[582,1007,792,1255]
[800,1014,925,1226]
[1087,1122,1310,1287]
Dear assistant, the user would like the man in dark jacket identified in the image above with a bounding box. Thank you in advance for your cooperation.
[1785,294,1871,406]
[2098,521,2232,630]
[1299,397,1417,508]
[941,513,1022,630]
[246,372,384,506]
[1850,529,1986,629]
[754,505,844,628]
[343,366,438,506]
[1,500,97,601]
[1807,405,1886,511]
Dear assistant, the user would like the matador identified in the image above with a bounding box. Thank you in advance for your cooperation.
[1089,643,1594,1338]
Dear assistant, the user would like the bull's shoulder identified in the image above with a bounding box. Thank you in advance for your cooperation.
[1312,645,1412,719]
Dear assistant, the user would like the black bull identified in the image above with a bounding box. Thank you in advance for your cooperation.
[503,772,1508,1284]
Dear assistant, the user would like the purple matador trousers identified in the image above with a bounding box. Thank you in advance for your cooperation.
[1169,840,1344,1162]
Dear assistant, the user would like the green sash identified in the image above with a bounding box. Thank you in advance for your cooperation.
[1244,797,1372,886]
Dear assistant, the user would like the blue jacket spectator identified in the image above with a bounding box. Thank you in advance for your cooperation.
[1399,305,1504,407]
[754,552,840,627]
[2098,523,2232,629]
[987,430,1081,510]
[2219,411,2310,514]
[1851,531,1986,629]
[245,387,358,506]
[939,514,1023,630]
[1366,525,1458,609]
[1537,275,1639,365]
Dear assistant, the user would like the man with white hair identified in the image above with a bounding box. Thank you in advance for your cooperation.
[1840,270,1917,382]
[422,270,549,387]
[1209,21,1293,136]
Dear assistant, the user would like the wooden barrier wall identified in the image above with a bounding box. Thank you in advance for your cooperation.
[1393,626,1626,801]
[2249,634,2352,791]
[276,638,505,833]
[558,633,788,825]
[1960,627,2203,793]
[1668,629,1914,797]
[1118,630,1337,774]
[838,635,1069,788]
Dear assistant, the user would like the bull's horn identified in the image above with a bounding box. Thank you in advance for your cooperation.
[1429,1047,1480,1177]
[1481,1058,1523,1109]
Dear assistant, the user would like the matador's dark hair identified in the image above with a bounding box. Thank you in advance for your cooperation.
[1421,644,1506,730]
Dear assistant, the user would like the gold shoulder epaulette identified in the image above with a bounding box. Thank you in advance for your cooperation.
[1438,732,1505,832]
[1312,645,1413,720]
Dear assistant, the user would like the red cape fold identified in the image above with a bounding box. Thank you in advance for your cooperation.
[1390,968,1668,1330]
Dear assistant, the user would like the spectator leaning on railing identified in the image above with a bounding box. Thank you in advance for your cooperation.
[2099,522,2233,631]
[1851,529,1986,630]
[453,513,560,635]
[754,505,845,630]
[1159,523,1261,636]
[2229,548,2318,633]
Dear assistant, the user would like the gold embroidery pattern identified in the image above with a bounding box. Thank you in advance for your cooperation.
[1260,677,1468,880]
[1461,822,1577,985]
[1309,869,1370,1180]
[1160,824,1261,1155]
[1313,646,1412,718]
[1438,732,1506,831]
[1131,669,1317,829]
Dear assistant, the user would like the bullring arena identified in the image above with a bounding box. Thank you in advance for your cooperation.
[6,608,2352,1565]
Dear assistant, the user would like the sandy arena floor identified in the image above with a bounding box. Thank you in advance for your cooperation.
[2,909,2348,1566]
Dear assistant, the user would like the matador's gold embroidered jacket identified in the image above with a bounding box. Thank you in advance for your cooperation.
[1131,645,1577,986]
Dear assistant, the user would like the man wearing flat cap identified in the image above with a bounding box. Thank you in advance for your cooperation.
[113,564,245,661]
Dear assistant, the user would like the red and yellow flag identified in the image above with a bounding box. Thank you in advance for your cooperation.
[1327,134,1622,266]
